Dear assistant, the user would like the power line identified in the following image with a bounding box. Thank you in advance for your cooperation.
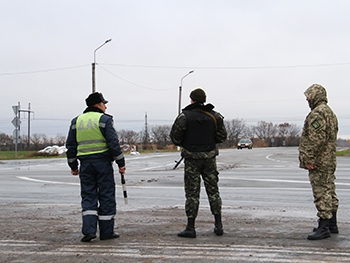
[33,118,72,121]
[0,64,89,76]
[2,61,350,76]
[101,62,350,70]
[98,65,176,91]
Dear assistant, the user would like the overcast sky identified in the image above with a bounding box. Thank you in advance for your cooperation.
[1,0,350,139]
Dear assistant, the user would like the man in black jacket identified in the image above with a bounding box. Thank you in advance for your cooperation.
[170,88,227,238]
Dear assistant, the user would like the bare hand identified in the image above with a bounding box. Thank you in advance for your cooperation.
[306,163,315,170]
[119,166,126,175]
[71,169,79,176]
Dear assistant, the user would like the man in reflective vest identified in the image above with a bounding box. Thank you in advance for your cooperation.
[66,92,126,242]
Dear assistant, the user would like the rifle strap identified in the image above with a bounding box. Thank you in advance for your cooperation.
[197,109,217,129]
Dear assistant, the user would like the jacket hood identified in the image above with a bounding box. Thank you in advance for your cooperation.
[304,84,328,110]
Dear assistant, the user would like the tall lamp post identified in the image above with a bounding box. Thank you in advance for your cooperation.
[92,38,112,93]
[178,70,194,115]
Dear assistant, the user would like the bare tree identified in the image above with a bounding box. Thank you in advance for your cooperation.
[54,134,67,145]
[224,118,247,147]
[278,123,291,139]
[42,134,49,146]
[117,129,139,145]
[20,134,29,150]
[275,122,301,146]
[0,133,13,150]
[288,123,301,138]
[244,125,254,139]
[151,125,171,147]
[253,121,278,146]
[286,123,301,146]
[117,130,127,145]
[30,133,43,150]
[124,130,139,145]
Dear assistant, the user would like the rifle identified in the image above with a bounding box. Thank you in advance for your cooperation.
[120,173,128,204]
[173,157,184,170]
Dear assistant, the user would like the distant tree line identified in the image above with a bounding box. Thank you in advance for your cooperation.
[0,133,66,151]
[0,118,349,151]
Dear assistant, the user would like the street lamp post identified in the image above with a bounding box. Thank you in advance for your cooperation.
[178,70,194,115]
[92,38,112,93]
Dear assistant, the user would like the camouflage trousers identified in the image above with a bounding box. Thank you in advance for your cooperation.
[309,167,339,219]
[183,157,222,218]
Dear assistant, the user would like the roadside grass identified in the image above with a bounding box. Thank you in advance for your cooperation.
[0,149,174,160]
[337,149,350,157]
[0,151,65,160]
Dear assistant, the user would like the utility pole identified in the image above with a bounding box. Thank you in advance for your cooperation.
[19,104,34,150]
[19,103,34,150]
[178,70,194,115]
[12,102,34,155]
[92,39,112,93]
[144,112,149,144]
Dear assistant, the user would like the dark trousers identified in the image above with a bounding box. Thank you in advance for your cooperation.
[79,160,116,238]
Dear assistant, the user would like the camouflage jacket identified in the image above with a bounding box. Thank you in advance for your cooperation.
[299,84,338,170]
[170,102,227,159]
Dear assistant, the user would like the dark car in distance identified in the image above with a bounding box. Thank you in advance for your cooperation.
[237,139,253,149]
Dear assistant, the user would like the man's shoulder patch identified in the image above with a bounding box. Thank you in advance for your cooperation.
[311,120,321,129]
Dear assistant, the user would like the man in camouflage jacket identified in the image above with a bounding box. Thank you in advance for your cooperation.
[170,88,227,238]
[299,84,339,240]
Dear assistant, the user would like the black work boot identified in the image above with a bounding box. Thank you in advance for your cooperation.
[308,218,331,240]
[312,212,339,234]
[329,211,339,234]
[214,214,223,236]
[178,218,196,238]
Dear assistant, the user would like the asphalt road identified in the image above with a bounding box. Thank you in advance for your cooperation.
[1,147,350,262]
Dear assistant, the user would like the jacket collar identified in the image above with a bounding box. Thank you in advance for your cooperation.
[83,106,104,114]
[183,102,215,112]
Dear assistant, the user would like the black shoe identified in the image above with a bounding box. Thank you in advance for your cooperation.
[214,226,223,236]
[81,234,96,242]
[177,227,196,238]
[308,219,331,240]
[100,233,120,240]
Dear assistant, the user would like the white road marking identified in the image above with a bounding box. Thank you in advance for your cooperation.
[16,176,79,186]
[15,176,350,190]
[1,240,350,262]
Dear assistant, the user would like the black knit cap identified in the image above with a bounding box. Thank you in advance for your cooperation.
[85,92,108,106]
[190,88,206,103]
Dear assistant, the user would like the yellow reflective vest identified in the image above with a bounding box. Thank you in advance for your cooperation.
[76,112,108,156]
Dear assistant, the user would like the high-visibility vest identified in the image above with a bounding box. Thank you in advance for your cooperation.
[76,112,108,156]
